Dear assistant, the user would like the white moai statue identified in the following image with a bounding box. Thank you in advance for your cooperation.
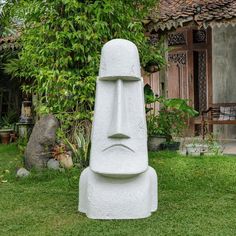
[79,39,158,219]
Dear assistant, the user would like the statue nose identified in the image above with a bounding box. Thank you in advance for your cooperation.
[108,79,130,139]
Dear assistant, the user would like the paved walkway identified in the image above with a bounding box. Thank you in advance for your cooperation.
[222,140,236,156]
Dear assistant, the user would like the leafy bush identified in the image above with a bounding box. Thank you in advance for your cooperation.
[65,131,90,168]
[151,97,198,142]
[0,111,18,129]
[146,92,198,141]
[144,83,159,114]
[2,0,165,135]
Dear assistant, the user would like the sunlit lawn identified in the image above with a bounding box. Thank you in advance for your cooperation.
[1,144,236,236]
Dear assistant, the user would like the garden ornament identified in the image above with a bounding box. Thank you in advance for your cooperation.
[79,39,158,219]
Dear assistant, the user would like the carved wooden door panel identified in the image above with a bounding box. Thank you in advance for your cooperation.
[166,28,212,135]
[167,52,188,99]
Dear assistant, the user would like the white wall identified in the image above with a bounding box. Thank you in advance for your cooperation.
[212,24,236,139]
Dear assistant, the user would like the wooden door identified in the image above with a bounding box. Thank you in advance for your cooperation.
[167,52,188,99]
[166,27,212,135]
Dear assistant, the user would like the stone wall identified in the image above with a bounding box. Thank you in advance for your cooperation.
[212,24,236,139]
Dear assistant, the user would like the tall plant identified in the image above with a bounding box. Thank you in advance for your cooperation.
[144,85,198,140]
[1,0,165,134]
[151,97,198,142]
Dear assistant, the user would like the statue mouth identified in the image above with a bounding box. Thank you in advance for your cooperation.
[102,144,134,153]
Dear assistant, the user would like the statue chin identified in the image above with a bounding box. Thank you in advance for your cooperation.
[90,145,148,177]
[90,166,148,178]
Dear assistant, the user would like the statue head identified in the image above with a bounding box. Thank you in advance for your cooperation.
[90,39,148,177]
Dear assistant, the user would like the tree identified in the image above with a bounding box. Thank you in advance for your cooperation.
[1,0,165,135]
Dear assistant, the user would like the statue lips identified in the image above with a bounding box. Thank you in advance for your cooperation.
[102,144,135,153]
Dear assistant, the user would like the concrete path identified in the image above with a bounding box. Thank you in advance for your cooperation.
[222,140,236,156]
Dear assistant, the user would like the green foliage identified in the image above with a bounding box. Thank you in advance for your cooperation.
[142,37,167,72]
[147,96,198,141]
[65,130,90,168]
[2,145,236,235]
[156,97,198,141]
[144,83,159,113]
[146,113,161,136]
[1,0,164,135]
[162,98,198,117]
[16,136,29,157]
[204,133,223,155]
[0,111,18,129]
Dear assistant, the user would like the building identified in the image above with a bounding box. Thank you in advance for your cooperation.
[145,0,236,138]
[0,34,22,119]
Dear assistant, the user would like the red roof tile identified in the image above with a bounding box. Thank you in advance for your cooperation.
[148,0,236,31]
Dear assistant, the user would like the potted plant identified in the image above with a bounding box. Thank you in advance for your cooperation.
[65,131,91,168]
[52,143,73,169]
[185,133,223,156]
[144,84,198,151]
[144,84,166,151]
[156,97,198,151]
[0,112,17,144]
[142,37,166,74]
[144,60,160,73]
[147,114,166,151]
[185,142,208,156]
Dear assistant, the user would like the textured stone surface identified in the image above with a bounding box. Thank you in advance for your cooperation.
[47,159,60,170]
[57,154,73,169]
[99,39,141,79]
[79,167,157,219]
[79,39,158,219]
[90,39,148,176]
[25,114,59,169]
[16,168,30,177]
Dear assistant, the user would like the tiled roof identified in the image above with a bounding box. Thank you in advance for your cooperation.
[147,0,236,31]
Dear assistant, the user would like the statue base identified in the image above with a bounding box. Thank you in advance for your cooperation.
[78,166,158,219]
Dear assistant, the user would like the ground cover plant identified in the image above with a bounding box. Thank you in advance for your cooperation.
[1,144,236,236]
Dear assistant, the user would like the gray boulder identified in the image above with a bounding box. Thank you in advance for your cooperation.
[16,168,30,177]
[24,114,59,169]
[47,159,60,170]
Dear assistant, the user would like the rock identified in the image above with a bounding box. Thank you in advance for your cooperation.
[16,168,30,177]
[24,114,59,169]
[47,159,60,170]
[57,153,73,169]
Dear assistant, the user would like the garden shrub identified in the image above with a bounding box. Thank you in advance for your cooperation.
[2,0,165,137]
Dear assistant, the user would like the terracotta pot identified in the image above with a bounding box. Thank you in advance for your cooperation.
[0,132,11,144]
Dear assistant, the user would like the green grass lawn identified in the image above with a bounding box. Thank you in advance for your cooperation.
[1,144,236,236]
